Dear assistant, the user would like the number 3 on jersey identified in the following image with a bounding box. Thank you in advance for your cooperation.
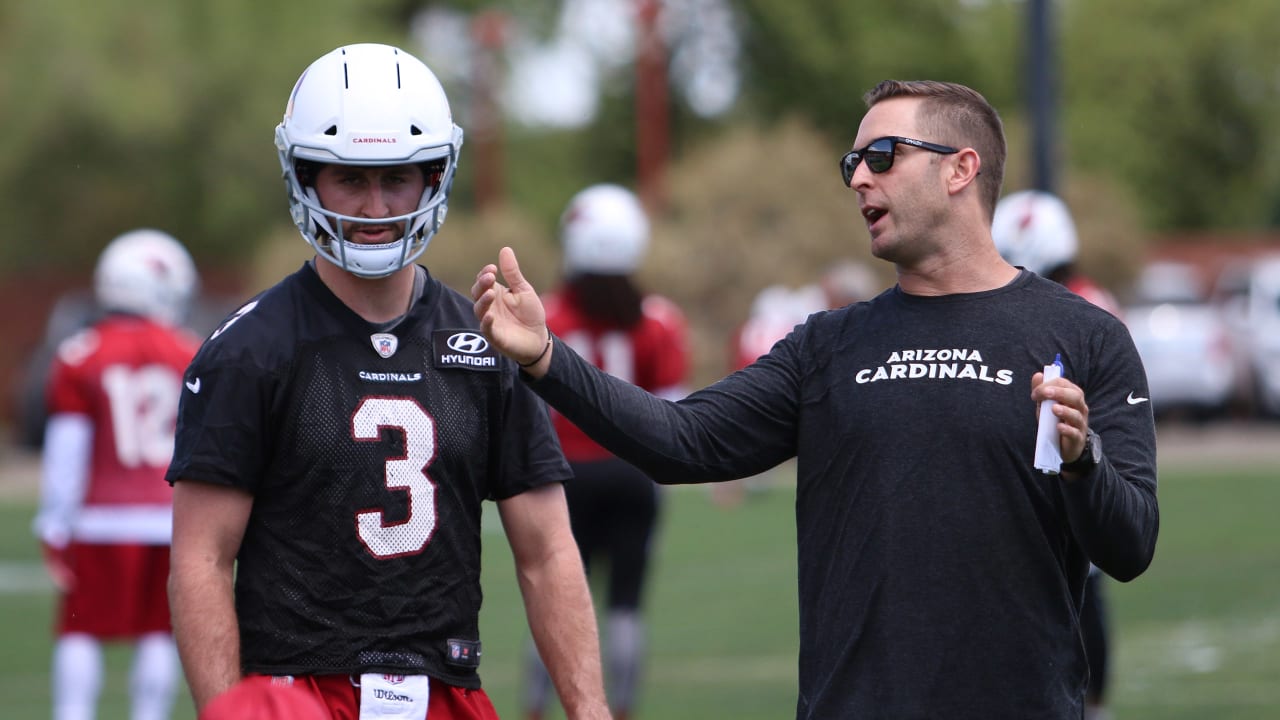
[353,397,439,558]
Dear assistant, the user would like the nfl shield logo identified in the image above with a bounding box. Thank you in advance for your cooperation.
[371,333,398,359]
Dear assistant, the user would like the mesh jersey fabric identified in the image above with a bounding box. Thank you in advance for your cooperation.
[167,262,571,686]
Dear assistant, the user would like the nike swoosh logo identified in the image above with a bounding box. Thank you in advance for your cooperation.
[185,378,202,394]
[1126,392,1149,405]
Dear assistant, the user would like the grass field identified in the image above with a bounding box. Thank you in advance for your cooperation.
[1,455,1277,718]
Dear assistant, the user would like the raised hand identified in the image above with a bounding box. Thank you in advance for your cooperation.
[472,246,554,374]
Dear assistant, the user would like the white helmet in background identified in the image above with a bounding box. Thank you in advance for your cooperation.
[821,260,879,308]
[94,228,198,326]
[275,43,464,278]
[560,184,650,276]
[991,189,1079,276]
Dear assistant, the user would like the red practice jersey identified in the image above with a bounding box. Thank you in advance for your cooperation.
[1065,275,1122,319]
[730,313,801,372]
[47,315,199,515]
[544,289,690,462]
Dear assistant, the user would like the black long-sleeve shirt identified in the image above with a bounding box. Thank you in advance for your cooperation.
[529,270,1158,719]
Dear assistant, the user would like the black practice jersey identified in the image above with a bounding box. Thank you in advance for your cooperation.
[531,270,1159,719]
[166,262,571,686]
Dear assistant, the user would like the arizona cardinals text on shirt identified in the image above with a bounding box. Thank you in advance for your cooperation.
[855,347,1014,385]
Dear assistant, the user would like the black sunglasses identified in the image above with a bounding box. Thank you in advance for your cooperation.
[839,136,960,185]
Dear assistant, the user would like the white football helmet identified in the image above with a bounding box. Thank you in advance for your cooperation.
[991,190,1079,276]
[275,43,464,278]
[94,228,198,326]
[560,184,650,276]
[820,260,879,307]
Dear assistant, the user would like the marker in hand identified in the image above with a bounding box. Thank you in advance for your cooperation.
[1034,354,1064,474]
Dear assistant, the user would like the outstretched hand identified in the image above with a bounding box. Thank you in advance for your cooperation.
[472,247,553,375]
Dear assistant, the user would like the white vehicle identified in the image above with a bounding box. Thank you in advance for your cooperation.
[1217,255,1280,417]
[1123,261,1242,420]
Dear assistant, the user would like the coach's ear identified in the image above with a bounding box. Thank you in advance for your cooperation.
[945,147,981,196]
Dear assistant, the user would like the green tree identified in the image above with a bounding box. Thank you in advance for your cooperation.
[736,0,996,144]
[0,0,409,274]
[733,0,1280,232]
[1062,0,1280,230]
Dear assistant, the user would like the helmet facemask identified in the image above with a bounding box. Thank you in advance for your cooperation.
[279,136,461,279]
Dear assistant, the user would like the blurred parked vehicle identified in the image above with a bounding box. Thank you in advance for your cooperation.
[1123,261,1242,421]
[1216,255,1280,418]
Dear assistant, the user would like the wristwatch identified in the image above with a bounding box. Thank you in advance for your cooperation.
[1060,429,1102,474]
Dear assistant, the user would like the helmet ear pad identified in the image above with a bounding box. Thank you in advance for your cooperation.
[301,185,337,248]
[293,160,330,244]
[294,159,320,188]
[411,159,449,237]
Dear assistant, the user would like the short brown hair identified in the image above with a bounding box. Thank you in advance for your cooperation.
[863,80,1006,218]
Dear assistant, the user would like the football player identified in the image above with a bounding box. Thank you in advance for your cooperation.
[34,228,200,720]
[524,184,690,720]
[165,43,609,720]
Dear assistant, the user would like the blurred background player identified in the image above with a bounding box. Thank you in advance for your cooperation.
[716,259,880,506]
[731,259,880,373]
[167,43,607,719]
[817,258,882,311]
[32,229,200,720]
[524,184,690,720]
[729,284,812,374]
[991,189,1120,317]
[992,188,1115,720]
